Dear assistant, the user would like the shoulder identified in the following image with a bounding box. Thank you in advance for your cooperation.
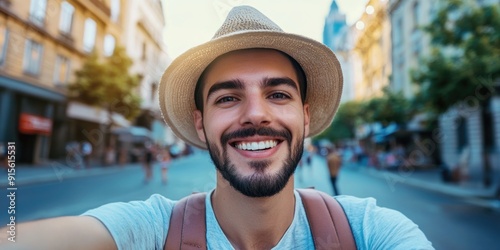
[336,195,434,249]
[84,193,175,215]
[82,194,176,249]
[335,195,399,224]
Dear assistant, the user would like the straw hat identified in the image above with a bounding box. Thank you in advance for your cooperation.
[159,5,343,149]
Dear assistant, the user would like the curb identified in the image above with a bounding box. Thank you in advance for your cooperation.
[360,167,500,211]
[1,164,139,188]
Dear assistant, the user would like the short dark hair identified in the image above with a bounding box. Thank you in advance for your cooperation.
[194,49,307,112]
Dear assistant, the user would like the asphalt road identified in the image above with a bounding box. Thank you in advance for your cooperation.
[2,151,499,249]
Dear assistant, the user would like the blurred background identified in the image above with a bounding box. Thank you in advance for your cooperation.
[0,0,499,249]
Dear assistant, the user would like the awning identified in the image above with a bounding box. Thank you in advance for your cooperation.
[112,126,151,143]
[66,102,130,127]
[0,76,65,102]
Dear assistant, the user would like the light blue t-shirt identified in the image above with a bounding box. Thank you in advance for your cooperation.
[83,190,433,250]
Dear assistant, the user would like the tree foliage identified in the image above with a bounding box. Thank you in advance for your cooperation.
[317,100,364,142]
[318,87,412,143]
[68,46,141,121]
[360,87,411,126]
[412,0,500,114]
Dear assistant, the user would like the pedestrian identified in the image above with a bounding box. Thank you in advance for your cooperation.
[327,146,342,196]
[81,141,93,168]
[65,141,82,169]
[0,6,433,249]
[105,145,116,166]
[160,147,171,184]
[142,143,154,183]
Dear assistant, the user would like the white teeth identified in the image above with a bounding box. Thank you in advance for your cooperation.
[236,140,278,151]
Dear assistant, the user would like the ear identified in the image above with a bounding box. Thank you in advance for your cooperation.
[303,104,310,137]
[193,110,206,143]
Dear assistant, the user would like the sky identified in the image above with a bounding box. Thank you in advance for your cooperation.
[163,0,368,59]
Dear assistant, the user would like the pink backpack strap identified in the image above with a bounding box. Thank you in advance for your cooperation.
[297,188,357,250]
[164,192,207,250]
[164,190,356,250]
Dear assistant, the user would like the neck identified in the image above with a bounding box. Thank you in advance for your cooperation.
[212,174,296,250]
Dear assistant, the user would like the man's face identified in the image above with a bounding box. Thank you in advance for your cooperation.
[194,49,310,197]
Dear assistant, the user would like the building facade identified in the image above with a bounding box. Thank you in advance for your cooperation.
[0,0,171,164]
[120,0,171,148]
[351,0,392,101]
[389,0,500,184]
[389,0,433,99]
[322,0,355,102]
[0,0,120,163]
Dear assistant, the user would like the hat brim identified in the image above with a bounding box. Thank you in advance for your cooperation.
[159,30,343,149]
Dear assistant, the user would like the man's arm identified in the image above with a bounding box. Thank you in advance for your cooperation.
[0,216,116,250]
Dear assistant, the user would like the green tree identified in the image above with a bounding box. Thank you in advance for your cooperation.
[318,100,364,142]
[360,87,412,127]
[68,46,141,146]
[412,0,500,187]
[318,88,411,144]
[412,0,500,114]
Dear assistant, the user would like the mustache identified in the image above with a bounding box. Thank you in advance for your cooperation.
[221,127,292,145]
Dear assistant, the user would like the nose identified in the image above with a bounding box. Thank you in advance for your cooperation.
[239,97,271,127]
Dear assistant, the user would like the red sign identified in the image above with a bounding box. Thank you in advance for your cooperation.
[19,113,53,135]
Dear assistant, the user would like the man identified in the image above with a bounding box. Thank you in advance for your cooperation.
[142,143,155,183]
[327,146,342,196]
[81,141,93,168]
[0,6,433,249]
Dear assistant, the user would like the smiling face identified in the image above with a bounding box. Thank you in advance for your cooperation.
[194,49,310,197]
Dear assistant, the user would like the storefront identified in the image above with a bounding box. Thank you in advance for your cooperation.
[66,101,131,163]
[17,113,53,163]
[0,76,65,164]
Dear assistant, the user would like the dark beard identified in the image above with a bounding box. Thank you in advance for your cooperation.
[205,127,304,197]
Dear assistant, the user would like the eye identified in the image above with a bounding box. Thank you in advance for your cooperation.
[216,96,238,104]
[269,92,290,99]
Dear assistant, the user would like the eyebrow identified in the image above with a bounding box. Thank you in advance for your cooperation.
[205,77,299,101]
[264,77,299,91]
[206,79,244,101]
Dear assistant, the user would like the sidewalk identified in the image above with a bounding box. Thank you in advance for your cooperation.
[353,163,500,211]
[1,160,141,188]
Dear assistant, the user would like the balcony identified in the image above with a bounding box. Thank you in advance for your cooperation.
[79,0,111,22]
[89,0,110,16]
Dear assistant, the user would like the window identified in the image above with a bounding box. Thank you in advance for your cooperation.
[456,117,468,151]
[0,26,8,65]
[412,1,420,30]
[83,18,97,52]
[54,55,71,85]
[29,0,47,26]
[59,1,75,34]
[483,110,494,150]
[23,39,43,75]
[103,34,115,57]
[141,42,147,60]
[393,17,403,46]
[110,0,120,23]
[411,30,422,57]
[151,82,158,102]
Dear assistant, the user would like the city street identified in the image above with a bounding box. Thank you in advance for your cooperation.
[0,1,498,249]
[3,152,500,250]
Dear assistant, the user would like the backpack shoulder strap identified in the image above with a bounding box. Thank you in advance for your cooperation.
[297,188,357,250]
[164,192,207,250]
[164,190,356,250]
